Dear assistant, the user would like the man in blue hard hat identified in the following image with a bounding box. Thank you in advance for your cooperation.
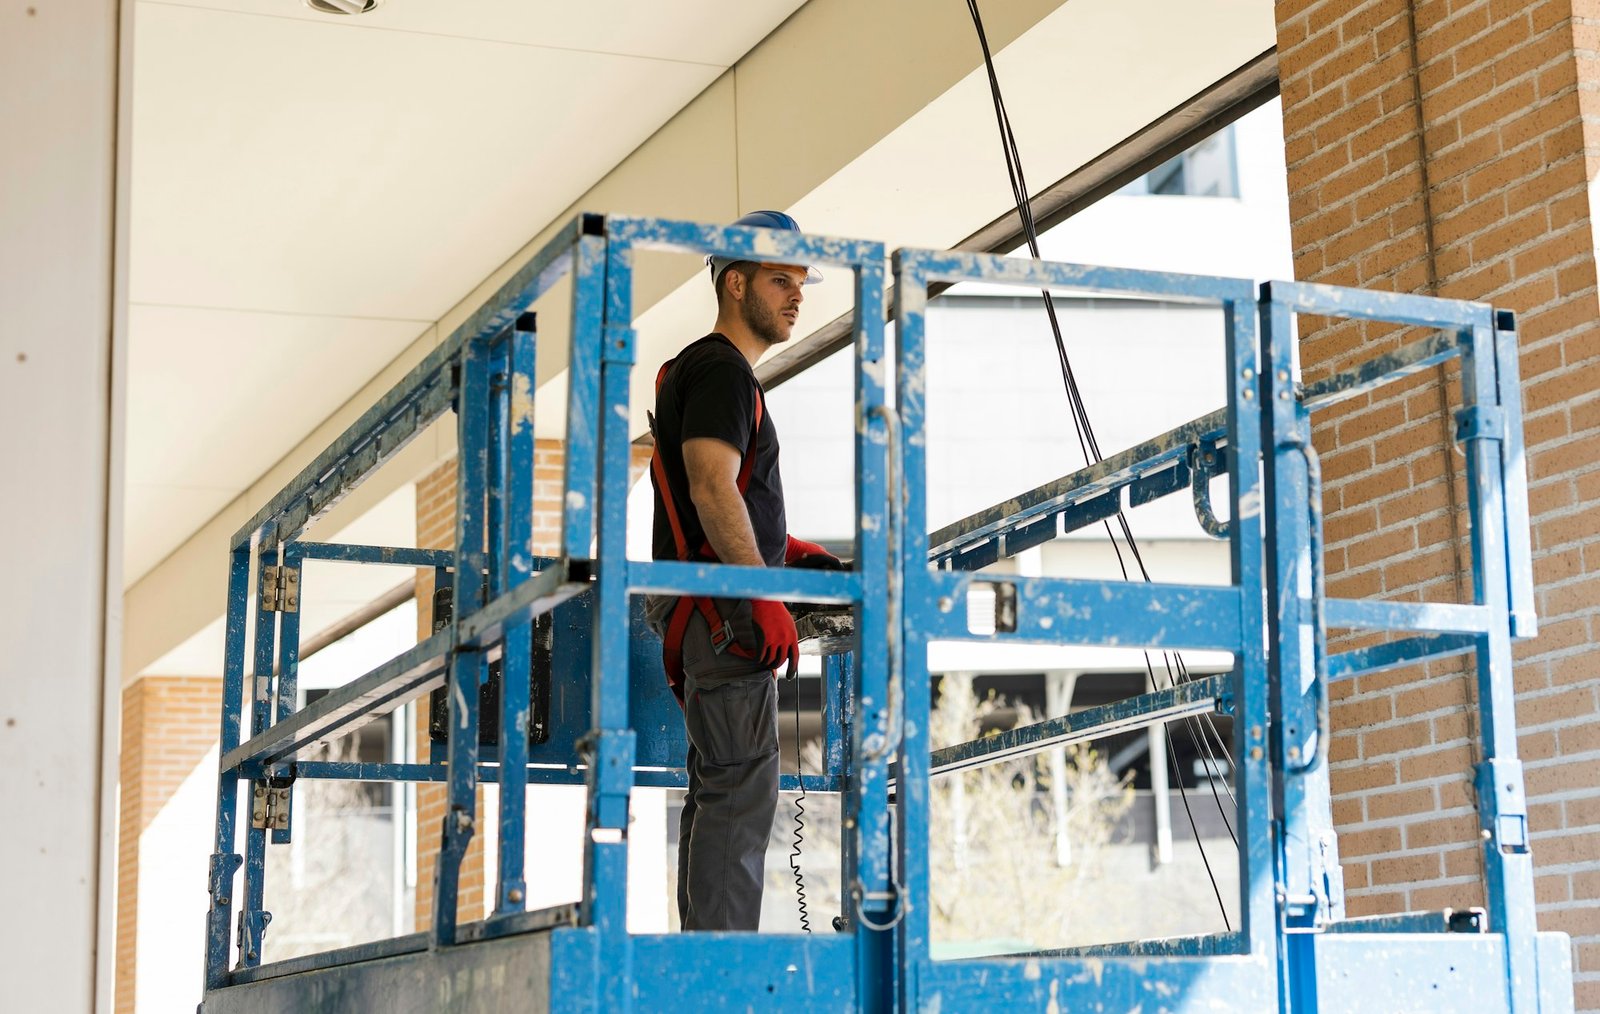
[646,210,840,931]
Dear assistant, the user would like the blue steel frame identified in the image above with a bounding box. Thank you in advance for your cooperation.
[202,215,1571,1013]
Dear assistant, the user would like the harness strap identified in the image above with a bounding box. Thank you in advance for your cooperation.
[650,346,767,704]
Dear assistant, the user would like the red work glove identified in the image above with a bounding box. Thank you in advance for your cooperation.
[785,535,844,570]
[748,598,800,680]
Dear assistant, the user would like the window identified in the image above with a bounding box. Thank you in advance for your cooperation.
[1119,127,1239,198]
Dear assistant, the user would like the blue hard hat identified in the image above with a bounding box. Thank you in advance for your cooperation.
[708,209,823,285]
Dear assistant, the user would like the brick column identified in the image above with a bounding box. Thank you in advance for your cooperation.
[115,676,222,1014]
[1278,1,1599,1008]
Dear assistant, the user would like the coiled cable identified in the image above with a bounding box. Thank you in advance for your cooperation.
[788,678,812,933]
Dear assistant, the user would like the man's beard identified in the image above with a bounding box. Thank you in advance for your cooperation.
[741,292,791,346]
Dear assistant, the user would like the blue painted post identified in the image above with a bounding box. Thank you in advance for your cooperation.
[887,255,928,1007]
[1460,315,1539,1012]
[495,312,537,916]
[270,542,304,846]
[579,225,638,1003]
[1225,293,1278,979]
[823,651,847,779]
[561,221,606,562]
[433,333,492,946]
[238,532,281,967]
[429,564,454,767]
[204,545,252,988]
[1261,290,1335,1011]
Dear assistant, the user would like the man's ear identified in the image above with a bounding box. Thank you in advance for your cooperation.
[724,268,746,303]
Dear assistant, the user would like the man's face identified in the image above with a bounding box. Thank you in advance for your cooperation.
[738,265,806,346]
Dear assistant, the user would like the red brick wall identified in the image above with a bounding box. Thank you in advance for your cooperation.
[115,676,221,1014]
[1277,0,1600,1007]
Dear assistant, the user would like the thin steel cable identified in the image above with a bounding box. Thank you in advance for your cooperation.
[964,0,1236,926]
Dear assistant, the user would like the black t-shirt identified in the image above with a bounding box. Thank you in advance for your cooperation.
[650,334,786,567]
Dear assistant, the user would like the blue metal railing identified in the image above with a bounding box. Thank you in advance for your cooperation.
[200,215,1565,1014]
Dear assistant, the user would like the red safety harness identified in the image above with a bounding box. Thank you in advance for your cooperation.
[649,350,765,706]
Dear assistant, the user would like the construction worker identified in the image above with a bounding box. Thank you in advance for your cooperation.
[646,210,842,931]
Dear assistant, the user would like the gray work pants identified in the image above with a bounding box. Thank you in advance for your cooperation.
[674,608,779,932]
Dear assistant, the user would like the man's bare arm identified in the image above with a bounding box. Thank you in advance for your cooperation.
[683,436,766,566]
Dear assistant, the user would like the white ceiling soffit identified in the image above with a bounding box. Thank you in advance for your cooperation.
[125,0,1277,679]
[123,0,805,583]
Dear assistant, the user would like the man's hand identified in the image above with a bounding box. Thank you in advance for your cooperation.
[785,535,844,570]
[747,598,800,679]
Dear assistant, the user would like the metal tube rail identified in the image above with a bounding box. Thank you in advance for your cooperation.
[922,673,1228,781]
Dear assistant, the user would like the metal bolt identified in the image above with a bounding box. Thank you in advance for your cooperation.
[1250,747,1263,761]
[1278,370,1289,382]
[1279,390,1290,400]
[937,596,954,613]
[1251,725,1263,740]
[1481,828,1492,841]
[1242,368,1254,380]
[1242,389,1254,400]
[1287,746,1300,761]
[508,888,524,904]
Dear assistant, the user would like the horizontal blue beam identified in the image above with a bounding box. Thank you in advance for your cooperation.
[605,215,884,271]
[895,246,1255,304]
[916,572,1244,652]
[927,408,1227,558]
[1326,633,1476,682]
[629,931,857,1009]
[221,630,450,772]
[924,674,1227,779]
[283,760,841,794]
[1300,331,1461,411]
[917,953,1272,1010]
[1263,278,1489,330]
[1322,598,1491,634]
[1323,909,1483,935]
[1028,930,1243,958]
[290,543,454,568]
[628,560,859,604]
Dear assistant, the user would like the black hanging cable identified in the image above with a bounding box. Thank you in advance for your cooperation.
[963,0,1235,926]
[790,681,812,933]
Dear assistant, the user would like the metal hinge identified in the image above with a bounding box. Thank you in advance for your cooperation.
[260,565,299,612]
[251,782,291,831]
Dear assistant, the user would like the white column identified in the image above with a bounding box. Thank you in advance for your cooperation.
[1147,674,1174,866]
[1044,671,1078,867]
[0,2,128,1012]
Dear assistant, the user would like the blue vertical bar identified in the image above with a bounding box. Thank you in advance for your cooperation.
[428,563,454,768]
[1460,314,1539,1012]
[582,221,636,1011]
[496,312,537,915]
[270,542,304,845]
[561,221,606,561]
[1493,312,1537,639]
[433,334,491,945]
[204,544,252,988]
[1230,293,1278,978]
[487,327,510,599]
[1260,291,1318,1010]
[582,220,636,953]
[827,251,890,1014]
[237,531,281,967]
[823,651,847,778]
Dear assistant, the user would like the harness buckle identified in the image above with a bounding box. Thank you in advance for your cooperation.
[708,620,737,655]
